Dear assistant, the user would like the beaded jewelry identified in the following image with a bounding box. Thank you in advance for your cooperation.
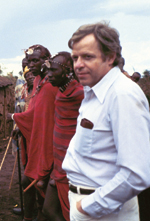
[59,73,74,93]
[44,59,71,70]
[32,75,48,98]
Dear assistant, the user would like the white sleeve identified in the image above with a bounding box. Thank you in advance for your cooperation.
[82,167,141,218]
[82,89,150,218]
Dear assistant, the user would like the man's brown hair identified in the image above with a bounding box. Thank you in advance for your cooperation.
[68,21,122,67]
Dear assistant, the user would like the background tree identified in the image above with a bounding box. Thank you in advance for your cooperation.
[138,69,150,105]
[0,65,2,75]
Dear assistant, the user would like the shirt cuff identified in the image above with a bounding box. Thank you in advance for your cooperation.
[81,192,103,218]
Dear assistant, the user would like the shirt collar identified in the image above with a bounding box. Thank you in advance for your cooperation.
[84,66,121,103]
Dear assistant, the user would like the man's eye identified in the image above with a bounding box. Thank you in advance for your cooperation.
[85,55,92,59]
[72,56,78,61]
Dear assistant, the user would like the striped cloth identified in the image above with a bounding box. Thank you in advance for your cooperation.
[51,79,84,183]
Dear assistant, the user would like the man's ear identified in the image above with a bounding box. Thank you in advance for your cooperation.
[108,52,116,66]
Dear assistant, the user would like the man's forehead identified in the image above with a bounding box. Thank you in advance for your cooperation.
[49,61,59,68]
[50,56,64,65]
[53,55,64,63]
[27,52,42,59]
[71,36,99,56]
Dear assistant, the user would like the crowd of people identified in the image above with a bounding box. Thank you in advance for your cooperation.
[7,21,150,221]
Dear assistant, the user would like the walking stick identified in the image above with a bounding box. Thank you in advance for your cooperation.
[23,179,37,193]
[16,137,24,219]
[0,124,17,171]
[9,153,17,190]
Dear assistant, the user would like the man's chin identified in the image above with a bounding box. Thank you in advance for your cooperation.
[78,79,88,87]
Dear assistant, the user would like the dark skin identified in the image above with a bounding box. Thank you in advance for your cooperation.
[47,55,72,87]
[27,52,46,79]
[8,51,49,220]
[43,181,65,221]
[24,71,35,93]
[7,51,45,122]
[43,55,71,221]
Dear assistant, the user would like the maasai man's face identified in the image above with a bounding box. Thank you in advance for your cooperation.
[27,52,45,76]
[47,56,68,87]
[24,71,35,88]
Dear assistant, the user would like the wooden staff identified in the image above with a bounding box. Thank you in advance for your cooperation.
[16,137,24,219]
[0,124,17,171]
[23,179,37,193]
[9,153,17,190]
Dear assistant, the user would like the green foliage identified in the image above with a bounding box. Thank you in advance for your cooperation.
[138,69,150,105]
[142,70,150,78]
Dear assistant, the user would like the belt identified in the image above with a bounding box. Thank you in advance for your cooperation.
[69,184,95,195]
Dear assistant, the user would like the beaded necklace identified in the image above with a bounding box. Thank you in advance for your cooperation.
[32,75,48,98]
[59,75,74,93]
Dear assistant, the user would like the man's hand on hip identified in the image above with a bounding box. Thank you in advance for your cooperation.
[76,200,88,215]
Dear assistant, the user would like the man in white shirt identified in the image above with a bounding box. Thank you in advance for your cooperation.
[62,21,150,221]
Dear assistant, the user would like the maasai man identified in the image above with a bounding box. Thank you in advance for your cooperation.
[7,45,58,221]
[12,62,35,216]
[42,52,84,221]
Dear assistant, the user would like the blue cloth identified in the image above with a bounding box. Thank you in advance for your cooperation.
[15,76,25,112]
[12,75,25,155]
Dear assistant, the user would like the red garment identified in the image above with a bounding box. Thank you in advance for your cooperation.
[56,181,70,221]
[20,85,32,166]
[51,80,84,183]
[14,75,58,180]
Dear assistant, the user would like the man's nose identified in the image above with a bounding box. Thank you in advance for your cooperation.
[29,75,34,79]
[29,61,34,67]
[74,57,84,70]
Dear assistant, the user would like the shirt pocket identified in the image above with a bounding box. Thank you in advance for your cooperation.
[75,124,93,157]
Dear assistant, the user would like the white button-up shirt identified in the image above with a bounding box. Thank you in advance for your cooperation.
[62,66,150,218]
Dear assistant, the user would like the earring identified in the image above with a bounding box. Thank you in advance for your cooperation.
[67,72,73,79]
[41,64,44,72]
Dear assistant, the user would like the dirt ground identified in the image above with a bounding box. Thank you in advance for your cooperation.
[0,137,24,221]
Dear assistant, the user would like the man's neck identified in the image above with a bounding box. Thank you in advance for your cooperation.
[28,85,33,94]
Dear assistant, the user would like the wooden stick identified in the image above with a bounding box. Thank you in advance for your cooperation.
[9,153,17,190]
[23,179,37,193]
[0,124,17,171]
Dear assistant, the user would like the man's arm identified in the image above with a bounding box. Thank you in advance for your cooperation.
[79,91,150,218]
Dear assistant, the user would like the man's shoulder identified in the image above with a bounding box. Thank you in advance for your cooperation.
[43,82,58,95]
[113,74,141,94]
[109,74,147,106]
